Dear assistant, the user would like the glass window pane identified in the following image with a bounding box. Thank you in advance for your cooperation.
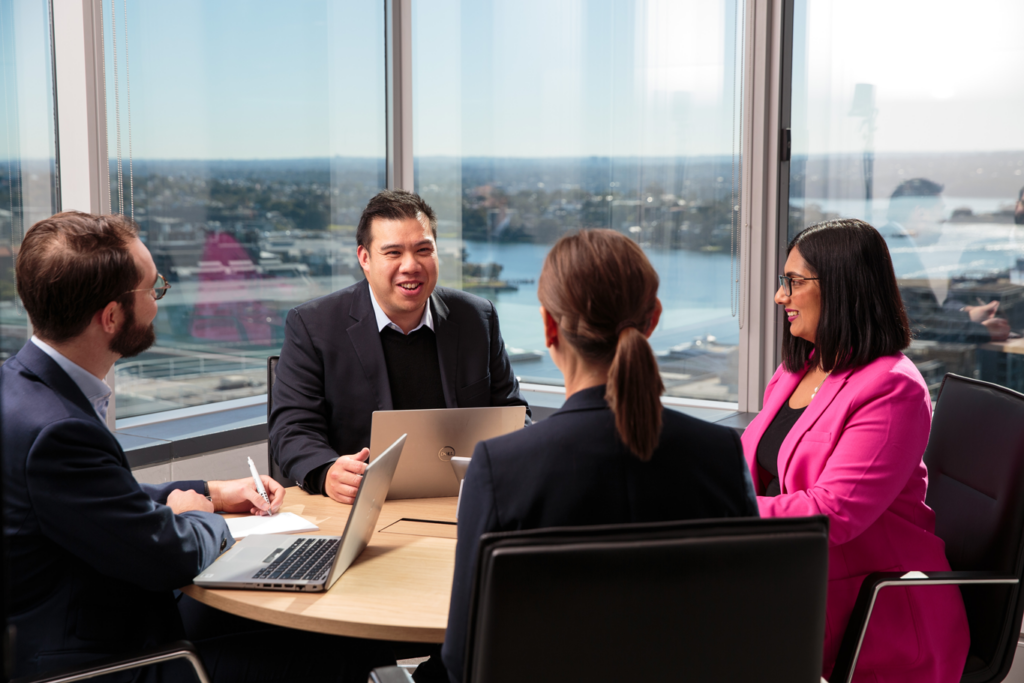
[0,0,58,363]
[413,0,746,403]
[103,0,385,419]
[789,0,1024,397]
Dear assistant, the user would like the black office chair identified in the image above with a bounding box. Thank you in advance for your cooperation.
[371,515,830,683]
[832,374,1024,683]
[266,355,291,487]
[10,641,210,683]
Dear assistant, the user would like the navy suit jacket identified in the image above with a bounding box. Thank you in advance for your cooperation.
[1,342,232,678]
[440,385,759,683]
[269,279,530,488]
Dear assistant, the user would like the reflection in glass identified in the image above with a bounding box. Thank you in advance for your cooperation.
[0,0,58,364]
[413,0,746,402]
[789,0,1024,397]
[103,0,385,418]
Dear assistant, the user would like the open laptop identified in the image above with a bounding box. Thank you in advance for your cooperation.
[193,434,406,592]
[450,456,471,520]
[369,406,526,499]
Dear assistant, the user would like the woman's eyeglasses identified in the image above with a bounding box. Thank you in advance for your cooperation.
[126,273,172,300]
[778,274,819,296]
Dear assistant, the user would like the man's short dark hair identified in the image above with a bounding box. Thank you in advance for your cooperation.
[781,218,911,374]
[16,211,140,343]
[356,190,437,249]
[890,178,944,200]
[887,178,944,224]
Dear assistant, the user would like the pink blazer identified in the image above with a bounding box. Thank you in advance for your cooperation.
[742,353,969,682]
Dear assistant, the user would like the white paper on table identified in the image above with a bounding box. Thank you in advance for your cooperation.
[225,512,319,539]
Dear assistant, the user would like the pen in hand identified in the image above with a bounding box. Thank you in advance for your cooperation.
[247,456,273,516]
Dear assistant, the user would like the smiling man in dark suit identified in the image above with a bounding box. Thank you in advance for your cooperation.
[270,190,530,504]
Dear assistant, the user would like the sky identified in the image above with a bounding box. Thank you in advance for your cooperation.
[0,0,55,161]
[98,0,745,160]
[4,0,1024,163]
[791,0,1024,156]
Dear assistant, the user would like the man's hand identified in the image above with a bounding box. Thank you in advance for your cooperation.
[965,300,1000,323]
[325,448,369,505]
[167,489,214,514]
[983,316,1012,342]
[208,476,285,516]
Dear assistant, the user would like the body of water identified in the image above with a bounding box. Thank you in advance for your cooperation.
[463,241,739,382]
[469,205,1024,382]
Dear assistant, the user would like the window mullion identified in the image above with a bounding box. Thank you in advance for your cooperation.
[52,0,114,429]
[386,0,413,191]
[738,0,788,413]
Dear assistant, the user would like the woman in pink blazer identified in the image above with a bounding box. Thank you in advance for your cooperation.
[742,219,969,682]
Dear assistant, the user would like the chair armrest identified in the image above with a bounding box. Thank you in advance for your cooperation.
[830,570,1018,683]
[369,666,416,683]
[12,640,210,683]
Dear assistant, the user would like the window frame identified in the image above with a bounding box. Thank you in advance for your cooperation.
[45,0,789,433]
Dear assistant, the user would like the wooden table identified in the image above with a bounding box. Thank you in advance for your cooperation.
[181,489,459,643]
[982,338,1024,355]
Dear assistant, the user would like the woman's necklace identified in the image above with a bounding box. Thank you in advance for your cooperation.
[810,370,831,400]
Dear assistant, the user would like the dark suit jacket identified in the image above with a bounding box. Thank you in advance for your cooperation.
[269,279,530,487]
[1,342,232,679]
[440,385,758,683]
[883,225,990,344]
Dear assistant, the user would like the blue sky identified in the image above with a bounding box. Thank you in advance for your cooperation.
[0,0,55,162]
[102,0,384,160]
[101,0,746,160]
[4,0,1020,163]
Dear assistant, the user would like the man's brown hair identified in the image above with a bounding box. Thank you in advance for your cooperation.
[16,211,140,343]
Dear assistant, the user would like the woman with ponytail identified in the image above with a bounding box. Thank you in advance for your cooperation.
[437,229,758,683]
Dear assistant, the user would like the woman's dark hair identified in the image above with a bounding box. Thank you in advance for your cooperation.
[781,218,910,373]
[16,211,140,343]
[538,229,663,461]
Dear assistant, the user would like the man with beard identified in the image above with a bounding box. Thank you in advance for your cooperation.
[2,212,392,681]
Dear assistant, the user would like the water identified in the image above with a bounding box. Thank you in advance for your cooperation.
[790,196,1019,228]
[463,241,739,382]
[473,200,1024,383]
[791,196,1024,279]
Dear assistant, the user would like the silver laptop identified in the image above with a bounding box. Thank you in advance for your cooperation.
[193,434,406,592]
[369,406,526,499]
[450,456,471,520]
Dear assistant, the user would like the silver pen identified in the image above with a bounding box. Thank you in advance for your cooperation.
[247,456,272,515]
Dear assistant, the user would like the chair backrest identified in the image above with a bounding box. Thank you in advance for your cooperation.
[266,356,289,486]
[463,516,830,683]
[924,373,1024,681]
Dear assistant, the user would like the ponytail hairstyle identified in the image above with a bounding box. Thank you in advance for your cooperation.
[538,229,664,461]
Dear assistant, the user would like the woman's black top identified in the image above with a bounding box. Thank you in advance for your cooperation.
[755,401,806,497]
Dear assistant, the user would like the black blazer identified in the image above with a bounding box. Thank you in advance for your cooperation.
[1,342,232,678]
[269,279,530,487]
[882,223,989,344]
[440,385,758,683]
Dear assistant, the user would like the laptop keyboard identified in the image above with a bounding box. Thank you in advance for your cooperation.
[253,538,340,582]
